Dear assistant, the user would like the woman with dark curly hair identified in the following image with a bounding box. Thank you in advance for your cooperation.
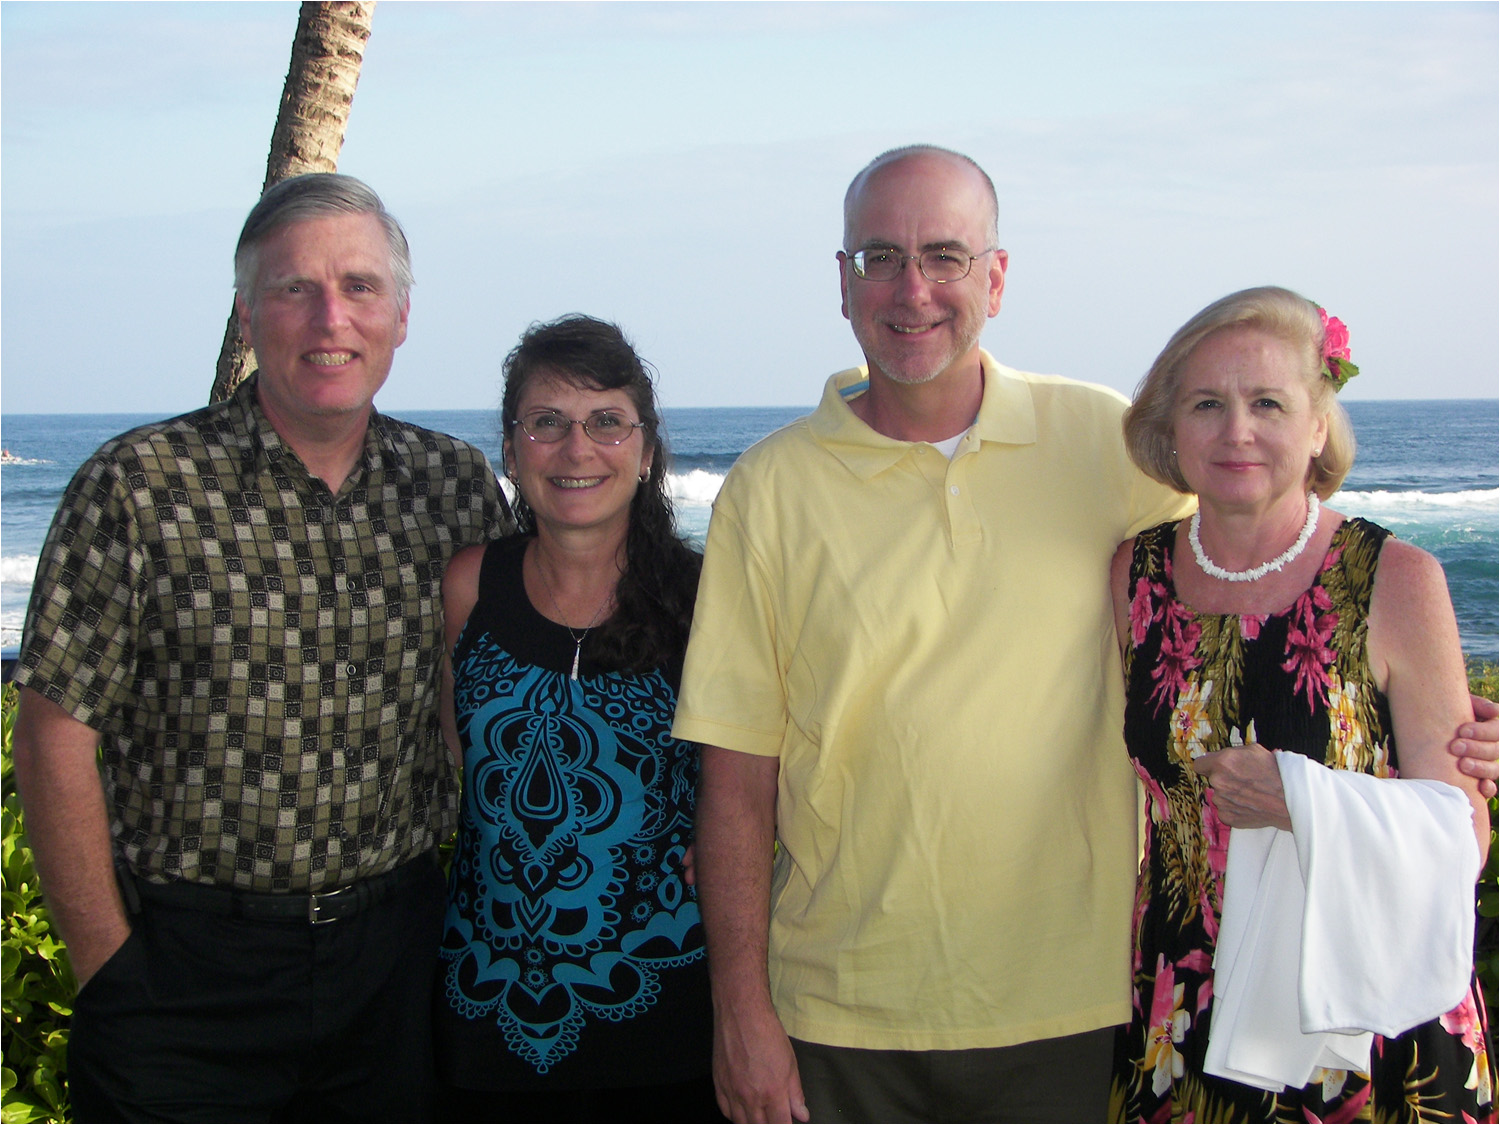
[434,315,715,1120]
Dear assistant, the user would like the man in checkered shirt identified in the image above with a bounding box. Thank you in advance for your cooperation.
[11,174,512,1119]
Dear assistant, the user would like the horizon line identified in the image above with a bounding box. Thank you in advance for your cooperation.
[5,396,1499,419]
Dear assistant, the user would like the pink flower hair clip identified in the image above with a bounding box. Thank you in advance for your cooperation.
[1317,306,1360,391]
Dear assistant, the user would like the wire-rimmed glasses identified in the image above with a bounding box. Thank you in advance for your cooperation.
[511,410,646,446]
[844,246,998,283]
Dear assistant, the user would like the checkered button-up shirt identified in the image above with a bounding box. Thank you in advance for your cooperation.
[16,377,511,892]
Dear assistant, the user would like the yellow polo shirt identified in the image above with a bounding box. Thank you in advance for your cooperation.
[674,353,1192,1050]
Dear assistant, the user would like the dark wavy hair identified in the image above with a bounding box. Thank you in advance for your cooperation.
[500,315,702,678]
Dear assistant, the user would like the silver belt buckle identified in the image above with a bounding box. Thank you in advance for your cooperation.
[307,886,349,925]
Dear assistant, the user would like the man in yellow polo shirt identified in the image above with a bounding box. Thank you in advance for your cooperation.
[674,145,1190,1121]
[675,146,1499,1122]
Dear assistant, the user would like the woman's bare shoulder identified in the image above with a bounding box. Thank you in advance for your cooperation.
[1371,535,1450,611]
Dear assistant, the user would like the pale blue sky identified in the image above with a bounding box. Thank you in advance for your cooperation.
[2,1,1495,414]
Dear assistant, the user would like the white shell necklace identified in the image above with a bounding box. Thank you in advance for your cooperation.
[533,556,613,680]
[1189,492,1320,583]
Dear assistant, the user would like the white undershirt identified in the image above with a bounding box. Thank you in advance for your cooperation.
[930,431,967,459]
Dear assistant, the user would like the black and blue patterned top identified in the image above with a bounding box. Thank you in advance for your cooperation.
[436,535,711,1091]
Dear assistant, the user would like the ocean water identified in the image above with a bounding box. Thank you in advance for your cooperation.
[2,400,1496,661]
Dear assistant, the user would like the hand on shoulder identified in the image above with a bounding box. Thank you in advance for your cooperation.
[1451,694,1498,800]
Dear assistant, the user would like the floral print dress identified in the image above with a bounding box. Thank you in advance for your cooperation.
[1111,518,1494,1123]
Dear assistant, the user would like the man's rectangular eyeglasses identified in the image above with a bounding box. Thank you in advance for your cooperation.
[844,247,997,283]
[512,410,645,445]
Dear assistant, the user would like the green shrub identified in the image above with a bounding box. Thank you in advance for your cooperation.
[1471,658,1499,706]
[2,684,74,1124]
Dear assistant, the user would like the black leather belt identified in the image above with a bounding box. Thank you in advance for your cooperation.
[130,852,437,926]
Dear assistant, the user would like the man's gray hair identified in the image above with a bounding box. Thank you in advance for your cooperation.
[843,145,1000,249]
[233,173,414,308]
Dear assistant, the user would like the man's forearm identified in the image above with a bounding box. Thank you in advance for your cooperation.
[13,689,131,985]
[696,744,779,1004]
[696,745,808,1122]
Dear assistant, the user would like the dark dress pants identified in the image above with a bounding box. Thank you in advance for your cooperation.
[67,854,446,1123]
[790,1026,1115,1123]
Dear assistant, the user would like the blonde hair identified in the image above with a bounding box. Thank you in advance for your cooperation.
[1123,286,1355,499]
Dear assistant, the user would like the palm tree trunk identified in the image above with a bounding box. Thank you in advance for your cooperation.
[210,1,376,403]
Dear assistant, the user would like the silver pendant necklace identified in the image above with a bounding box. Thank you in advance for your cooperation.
[533,555,613,680]
[1189,491,1320,583]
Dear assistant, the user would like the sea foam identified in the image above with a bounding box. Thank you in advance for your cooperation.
[668,469,725,507]
[1333,488,1498,512]
[1,555,39,586]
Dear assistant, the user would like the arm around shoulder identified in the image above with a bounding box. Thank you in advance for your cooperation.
[1367,538,1490,860]
[1450,694,1497,799]
[11,689,131,986]
[1110,538,1136,663]
[1128,469,1195,539]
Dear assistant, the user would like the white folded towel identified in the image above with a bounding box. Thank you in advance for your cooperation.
[1204,752,1479,1092]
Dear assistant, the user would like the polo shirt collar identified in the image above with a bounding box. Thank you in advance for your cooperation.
[230,373,410,484]
[809,350,1037,480]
